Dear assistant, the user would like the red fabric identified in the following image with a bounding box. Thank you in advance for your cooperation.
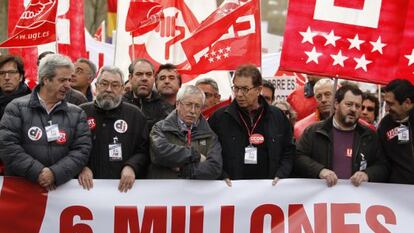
[128,0,200,75]
[294,112,319,140]
[107,0,117,12]
[7,1,38,89]
[0,177,48,233]
[202,97,232,119]
[280,0,414,85]
[58,0,87,61]
[180,0,261,75]
[0,0,58,48]
[287,86,318,121]
[126,1,163,36]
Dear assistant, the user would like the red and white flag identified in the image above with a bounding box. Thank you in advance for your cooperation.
[180,0,261,75]
[280,0,414,84]
[0,0,58,48]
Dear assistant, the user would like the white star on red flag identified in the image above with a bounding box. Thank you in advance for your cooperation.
[354,54,372,72]
[304,47,322,64]
[330,50,348,67]
[404,49,414,66]
[347,34,365,50]
[299,26,317,44]
[323,30,341,47]
[370,36,386,54]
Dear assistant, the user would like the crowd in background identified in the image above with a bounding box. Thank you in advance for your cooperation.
[0,52,413,192]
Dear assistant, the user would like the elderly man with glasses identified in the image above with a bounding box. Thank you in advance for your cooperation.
[78,66,149,192]
[148,85,222,179]
[208,64,295,186]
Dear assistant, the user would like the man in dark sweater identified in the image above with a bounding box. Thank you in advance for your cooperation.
[79,66,149,192]
[295,85,388,187]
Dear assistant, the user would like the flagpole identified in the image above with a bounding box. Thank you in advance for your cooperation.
[54,0,59,54]
[131,35,135,61]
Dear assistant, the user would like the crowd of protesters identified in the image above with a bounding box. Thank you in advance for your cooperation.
[0,53,413,192]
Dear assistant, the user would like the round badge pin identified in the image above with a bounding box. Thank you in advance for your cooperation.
[114,120,128,133]
[249,133,264,145]
[28,126,43,141]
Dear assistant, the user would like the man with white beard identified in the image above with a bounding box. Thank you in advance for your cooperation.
[78,66,149,192]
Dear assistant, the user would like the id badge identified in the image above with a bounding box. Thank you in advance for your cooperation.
[109,143,122,161]
[244,145,257,164]
[45,124,60,142]
[397,125,409,144]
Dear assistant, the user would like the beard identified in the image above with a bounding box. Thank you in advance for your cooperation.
[339,112,358,127]
[96,93,122,110]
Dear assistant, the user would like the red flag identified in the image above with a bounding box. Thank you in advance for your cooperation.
[0,0,58,48]
[280,0,414,85]
[126,1,163,36]
[127,0,200,68]
[180,0,261,75]
[94,21,106,42]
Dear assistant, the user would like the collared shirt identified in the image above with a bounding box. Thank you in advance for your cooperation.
[37,93,62,114]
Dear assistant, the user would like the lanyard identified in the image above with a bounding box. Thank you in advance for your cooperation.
[238,108,264,137]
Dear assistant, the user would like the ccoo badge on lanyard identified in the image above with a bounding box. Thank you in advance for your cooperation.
[45,121,60,142]
[109,137,122,161]
[397,125,410,144]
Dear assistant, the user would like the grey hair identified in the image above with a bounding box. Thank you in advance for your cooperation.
[38,54,74,86]
[195,78,219,92]
[313,78,334,94]
[96,66,124,83]
[76,58,97,79]
[176,85,206,104]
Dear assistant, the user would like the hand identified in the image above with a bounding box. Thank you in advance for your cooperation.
[78,167,94,190]
[272,177,279,186]
[224,178,232,187]
[350,171,369,187]
[38,167,55,188]
[119,166,136,193]
[319,168,338,187]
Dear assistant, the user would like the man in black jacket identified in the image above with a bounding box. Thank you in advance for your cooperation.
[0,54,91,190]
[0,55,32,175]
[378,79,414,184]
[209,64,295,186]
[79,66,149,192]
[295,85,389,187]
[0,55,31,119]
[123,59,173,131]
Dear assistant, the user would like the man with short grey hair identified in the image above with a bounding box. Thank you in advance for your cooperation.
[294,78,335,139]
[196,78,221,110]
[0,54,92,190]
[148,85,222,179]
[79,66,149,192]
[71,58,97,101]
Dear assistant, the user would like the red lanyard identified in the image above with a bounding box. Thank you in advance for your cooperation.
[238,108,264,137]
[187,128,192,146]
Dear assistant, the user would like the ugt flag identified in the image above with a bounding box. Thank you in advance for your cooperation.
[0,0,58,48]
[280,0,414,84]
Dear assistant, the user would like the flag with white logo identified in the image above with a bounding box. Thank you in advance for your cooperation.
[280,0,414,84]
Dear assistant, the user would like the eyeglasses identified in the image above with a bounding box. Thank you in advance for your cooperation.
[362,106,375,112]
[97,81,123,90]
[0,70,19,77]
[231,86,256,95]
[204,92,215,99]
[180,101,202,111]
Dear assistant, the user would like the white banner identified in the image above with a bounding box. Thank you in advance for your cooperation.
[0,177,413,233]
